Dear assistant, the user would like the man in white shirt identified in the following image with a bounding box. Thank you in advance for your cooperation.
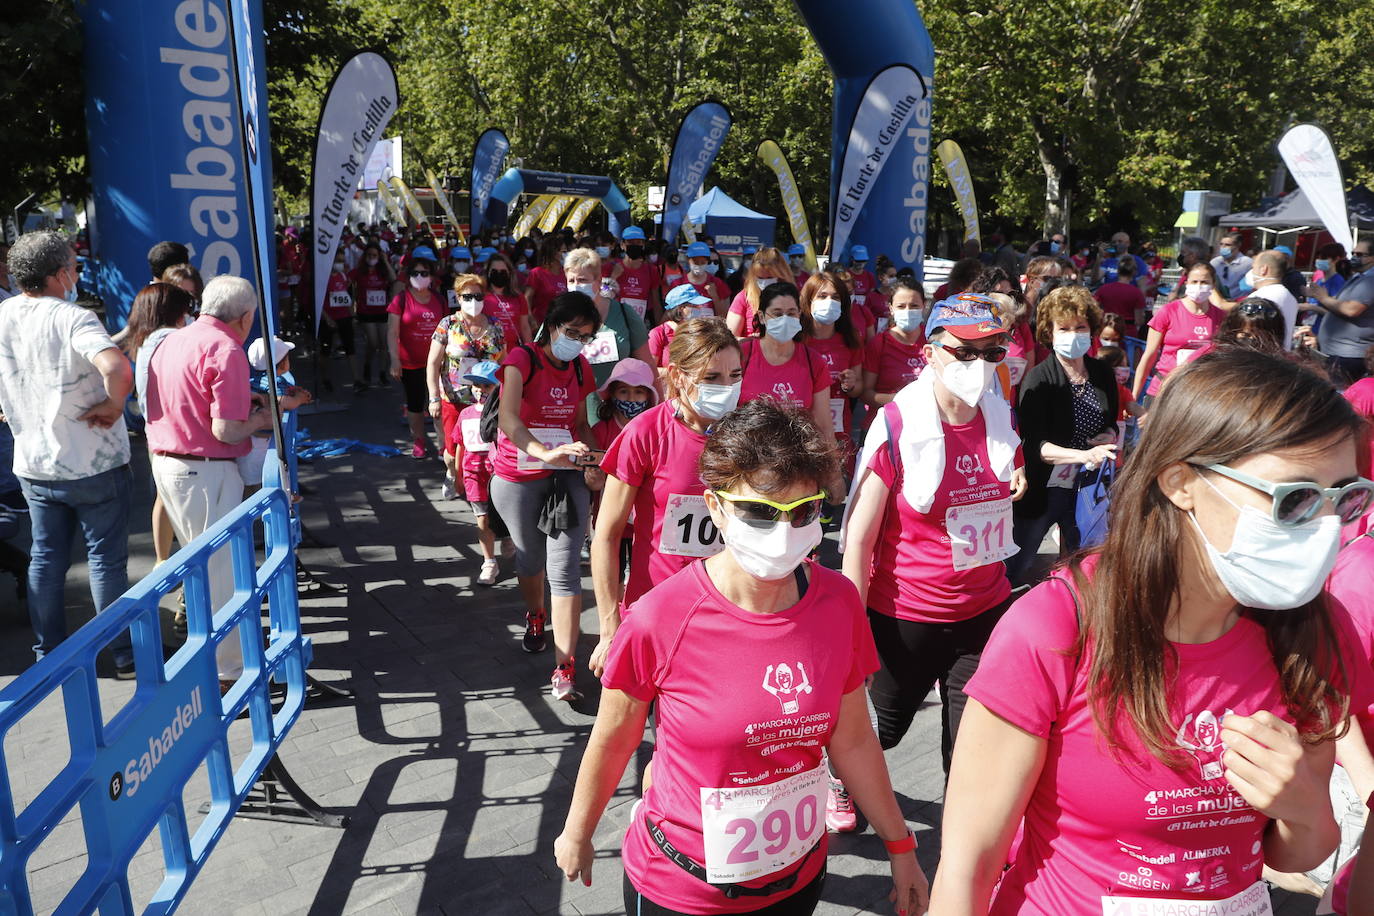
[1246,249,1298,350]
[1209,233,1253,299]
[0,231,136,675]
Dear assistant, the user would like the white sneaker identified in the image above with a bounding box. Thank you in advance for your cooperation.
[440,476,457,501]
[551,662,575,701]
[477,559,499,587]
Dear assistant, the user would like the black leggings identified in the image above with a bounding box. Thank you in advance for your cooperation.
[400,366,428,413]
[867,597,1011,773]
[622,866,825,916]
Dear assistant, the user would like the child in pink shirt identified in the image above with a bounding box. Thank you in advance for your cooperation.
[454,362,500,586]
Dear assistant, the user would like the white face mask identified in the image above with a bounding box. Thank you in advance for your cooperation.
[1052,329,1091,360]
[690,261,708,276]
[705,263,720,276]
[1185,283,1212,304]
[1188,475,1343,610]
[939,351,995,407]
[756,277,777,292]
[551,332,585,362]
[459,294,484,317]
[892,309,922,332]
[690,380,741,420]
[410,274,431,291]
[570,281,598,298]
[765,314,802,342]
[649,253,660,264]
[715,507,822,581]
[809,297,841,325]
[595,246,611,259]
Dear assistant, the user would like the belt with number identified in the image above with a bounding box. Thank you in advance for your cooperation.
[643,811,821,899]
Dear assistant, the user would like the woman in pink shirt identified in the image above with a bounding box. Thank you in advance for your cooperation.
[725,246,795,338]
[352,242,395,389]
[931,348,1371,915]
[588,319,742,678]
[1132,262,1226,404]
[862,277,928,416]
[524,235,568,327]
[799,271,864,460]
[482,251,531,348]
[645,285,717,377]
[557,399,927,916]
[387,247,444,457]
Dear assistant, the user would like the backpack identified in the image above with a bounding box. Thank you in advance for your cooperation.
[478,343,584,443]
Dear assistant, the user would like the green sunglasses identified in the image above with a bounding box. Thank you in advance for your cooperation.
[712,490,827,529]
[1195,463,1374,527]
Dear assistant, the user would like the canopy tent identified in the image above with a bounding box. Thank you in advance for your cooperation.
[687,187,776,253]
[1219,186,1374,230]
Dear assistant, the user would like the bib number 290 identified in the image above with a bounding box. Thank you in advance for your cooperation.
[699,765,827,883]
[715,795,819,866]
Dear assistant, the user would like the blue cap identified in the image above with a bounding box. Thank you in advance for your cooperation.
[451,247,471,261]
[665,285,712,311]
[1274,245,1294,257]
[476,247,496,264]
[463,360,501,386]
[686,241,711,258]
[409,246,438,263]
[622,226,646,241]
[850,245,870,262]
[925,294,1006,340]
[787,244,805,257]
[742,245,758,256]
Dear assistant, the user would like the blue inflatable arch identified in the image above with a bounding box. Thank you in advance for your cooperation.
[484,168,631,237]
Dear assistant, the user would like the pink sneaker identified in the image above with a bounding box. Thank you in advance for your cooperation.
[551,661,575,701]
[411,439,426,459]
[826,779,857,832]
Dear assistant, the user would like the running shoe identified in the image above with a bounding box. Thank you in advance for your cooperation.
[522,610,547,653]
[352,380,370,393]
[411,439,426,460]
[440,476,457,500]
[378,373,390,387]
[826,779,857,833]
[551,661,575,701]
[477,558,499,586]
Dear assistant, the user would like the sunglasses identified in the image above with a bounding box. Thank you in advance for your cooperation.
[1197,463,1374,527]
[411,270,431,277]
[938,343,1008,363]
[712,490,826,529]
[1237,301,1279,318]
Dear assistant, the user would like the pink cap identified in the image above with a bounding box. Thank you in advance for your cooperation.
[596,358,658,403]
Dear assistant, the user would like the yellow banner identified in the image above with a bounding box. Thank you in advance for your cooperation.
[390,176,429,228]
[376,179,406,224]
[424,168,465,244]
[514,195,555,239]
[935,140,980,245]
[539,196,576,233]
[563,197,598,233]
[756,140,816,270]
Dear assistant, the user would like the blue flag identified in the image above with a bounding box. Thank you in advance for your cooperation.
[662,102,732,245]
[470,128,510,237]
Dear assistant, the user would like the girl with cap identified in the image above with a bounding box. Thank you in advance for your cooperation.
[588,320,742,678]
[1131,261,1225,405]
[490,291,601,700]
[647,285,716,377]
[846,245,878,312]
[614,227,661,324]
[799,271,865,464]
[840,293,1027,823]
[674,241,730,315]
[388,246,445,458]
[738,282,843,499]
[862,277,928,420]
[352,241,395,389]
[454,361,503,587]
[427,272,506,497]
[931,348,1371,916]
[725,246,795,339]
[525,235,569,327]
[787,243,811,289]
[1006,285,1118,585]
[483,250,531,349]
[589,358,657,458]
[558,398,928,916]
[564,248,651,392]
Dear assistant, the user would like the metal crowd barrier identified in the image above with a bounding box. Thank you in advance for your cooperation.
[0,444,311,914]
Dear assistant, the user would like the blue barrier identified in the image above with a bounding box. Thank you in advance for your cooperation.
[0,453,309,914]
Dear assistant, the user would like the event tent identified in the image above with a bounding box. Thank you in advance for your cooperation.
[686,187,776,252]
[1219,186,1374,230]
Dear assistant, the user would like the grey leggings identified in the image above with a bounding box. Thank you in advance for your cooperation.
[489,472,591,597]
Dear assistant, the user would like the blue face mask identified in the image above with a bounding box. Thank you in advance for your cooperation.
[63,276,79,303]
[611,398,651,419]
[1219,246,1233,258]
[1316,259,1332,273]
[1049,241,1062,254]
[1237,271,1256,295]
[892,309,922,332]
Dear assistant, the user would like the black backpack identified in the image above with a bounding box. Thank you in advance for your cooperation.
[478,343,584,443]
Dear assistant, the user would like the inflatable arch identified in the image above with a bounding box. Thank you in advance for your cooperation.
[483,168,631,238]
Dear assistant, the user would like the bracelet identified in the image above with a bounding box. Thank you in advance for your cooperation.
[428,396,442,404]
[883,829,917,855]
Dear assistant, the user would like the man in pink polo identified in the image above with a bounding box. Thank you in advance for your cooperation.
[145,275,305,681]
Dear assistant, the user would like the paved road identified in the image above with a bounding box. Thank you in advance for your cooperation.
[0,369,1320,915]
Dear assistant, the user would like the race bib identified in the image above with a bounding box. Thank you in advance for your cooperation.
[946,497,1017,571]
[852,292,867,307]
[461,417,489,453]
[699,764,826,884]
[1101,880,1270,916]
[1005,357,1028,387]
[516,427,573,470]
[287,274,301,286]
[829,398,845,433]
[1048,462,1079,489]
[328,291,351,312]
[366,289,386,308]
[585,328,620,365]
[447,290,459,312]
[1175,347,1200,367]
[623,297,648,320]
[659,494,724,558]
[875,317,890,334]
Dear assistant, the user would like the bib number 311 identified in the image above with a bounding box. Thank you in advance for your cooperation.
[699,765,826,884]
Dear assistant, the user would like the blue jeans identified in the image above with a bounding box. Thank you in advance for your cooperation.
[18,465,133,667]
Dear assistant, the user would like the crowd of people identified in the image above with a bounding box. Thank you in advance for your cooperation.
[3,214,1374,915]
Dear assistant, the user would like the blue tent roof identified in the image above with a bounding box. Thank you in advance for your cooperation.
[687,187,773,223]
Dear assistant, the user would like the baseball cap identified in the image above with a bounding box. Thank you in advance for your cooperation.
[475,247,496,264]
[596,358,659,403]
[622,226,646,241]
[248,336,296,371]
[743,245,758,256]
[1274,245,1294,257]
[787,244,805,257]
[686,241,711,258]
[451,246,471,261]
[409,246,437,263]
[462,360,502,387]
[850,245,870,262]
[665,285,712,311]
[925,294,1006,340]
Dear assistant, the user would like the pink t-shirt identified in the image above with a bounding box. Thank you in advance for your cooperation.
[864,412,1013,621]
[738,338,830,411]
[601,402,713,606]
[387,289,444,370]
[804,334,862,435]
[967,565,1292,916]
[526,266,566,325]
[1094,280,1146,330]
[647,322,676,369]
[145,316,252,459]
[849,269,877,307]
[863,331,926,396]
[672,275,730,305]
[1003,322,1037,389]
[727,290,756,332]
[1146,299,1225,395]
[491,346,595,482]
[603,560,879,913]
[617,262,660,315]
[456,401,492,503]
[322,269,352,319]
[483,291,528,349]
[1328,535,1374,742]
[352,269,390,316]
[1344,377,1374,479]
